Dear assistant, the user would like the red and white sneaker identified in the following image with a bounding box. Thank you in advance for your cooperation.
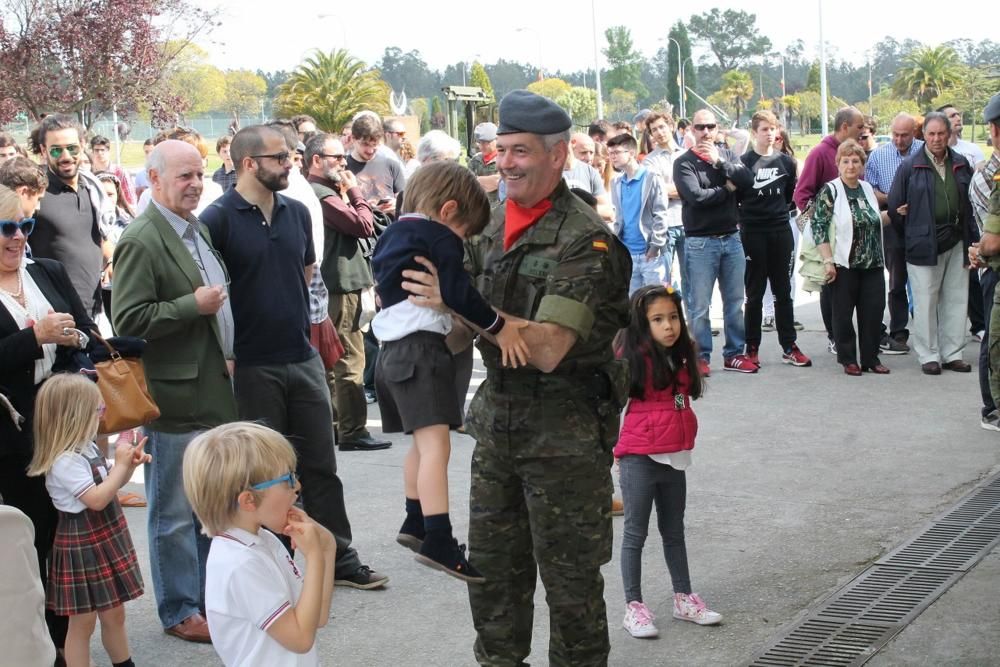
[673,593,722,625]
[697,358,711,377]
[745,344,760,366]
[781,344,812,367]
[723,354,759,373]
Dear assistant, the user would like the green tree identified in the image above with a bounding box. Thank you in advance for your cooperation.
[718,70,754,125]
[223,70,267,117]
[275,50,389,131]
[930,65,992,141]
[430,95,445,129]
[892,45,962,108]
[687,9,772,71]
[781,94,800,130]
[805,62,821,92]
[161,43,225,116]
[556,86,598,125]
[526,77,572,101]
[606,88,638,120]
[603,26,648,99]
[469,61,495,101]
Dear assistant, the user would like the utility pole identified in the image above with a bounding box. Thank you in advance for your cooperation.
[669,36,685,119]
[818,0,829,135]
[591,0,604,118]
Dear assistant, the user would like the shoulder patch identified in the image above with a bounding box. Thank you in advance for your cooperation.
[592,240,609,252]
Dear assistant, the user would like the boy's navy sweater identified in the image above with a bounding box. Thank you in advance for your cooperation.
[372,215,502,333]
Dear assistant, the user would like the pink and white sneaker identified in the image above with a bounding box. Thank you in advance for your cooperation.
[623,601,659,638]
[673,592,722,625]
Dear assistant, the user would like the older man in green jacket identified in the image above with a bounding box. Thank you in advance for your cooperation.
[111,139,237,644]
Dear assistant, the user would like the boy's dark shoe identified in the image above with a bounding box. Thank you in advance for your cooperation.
[415,536,485,584]
[334,565,389,589]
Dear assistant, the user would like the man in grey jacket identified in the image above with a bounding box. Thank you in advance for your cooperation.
[607,132,669,294]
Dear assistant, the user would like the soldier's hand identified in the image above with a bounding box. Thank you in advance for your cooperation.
[402,256,447,312]
[969,242,985,269]
[194,285,227,315]
[496,320,530,369]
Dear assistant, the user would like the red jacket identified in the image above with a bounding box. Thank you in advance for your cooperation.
[614,360,698,457]
[793,134,841,211]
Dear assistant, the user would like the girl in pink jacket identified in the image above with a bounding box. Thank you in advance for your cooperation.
[614,285,722,639]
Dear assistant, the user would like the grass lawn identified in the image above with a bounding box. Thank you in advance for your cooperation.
[117,142,222,173]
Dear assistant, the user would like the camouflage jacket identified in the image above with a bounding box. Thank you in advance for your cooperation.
[465,180,632,375]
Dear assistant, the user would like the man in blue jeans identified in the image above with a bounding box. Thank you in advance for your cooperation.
[673,109,756,375]
[608,132,669,294]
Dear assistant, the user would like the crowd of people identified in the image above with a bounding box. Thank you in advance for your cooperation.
[0,84,996,667]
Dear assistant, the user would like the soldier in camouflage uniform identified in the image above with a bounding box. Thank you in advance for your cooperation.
[970,94,1000,421]
[461,90,632,666]
[468,122,501,206]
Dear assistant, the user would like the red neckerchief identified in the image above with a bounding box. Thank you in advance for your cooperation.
[504,197,552,250]
[482,151,497,164]
[691,148,716,165]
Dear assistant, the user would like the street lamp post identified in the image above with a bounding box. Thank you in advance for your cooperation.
[591,0,604,119]
[668,36,684,120]
[818,0,829,135]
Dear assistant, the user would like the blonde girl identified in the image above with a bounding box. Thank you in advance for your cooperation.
[28,373,149,667]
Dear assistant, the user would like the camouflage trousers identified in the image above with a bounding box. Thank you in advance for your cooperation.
[465,378,615,667]
[989,285,1000,408]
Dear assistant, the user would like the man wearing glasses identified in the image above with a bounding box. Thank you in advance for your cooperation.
[304,133,389,452]
[29,114,115,318]
[112,139,237,644]
[202,125,389,591]
[346,114,406,217]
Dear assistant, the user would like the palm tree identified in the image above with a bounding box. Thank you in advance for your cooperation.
[275,50,390,131]
[781,94,800,133]
[718,70,754,125]
[892,45,962,109]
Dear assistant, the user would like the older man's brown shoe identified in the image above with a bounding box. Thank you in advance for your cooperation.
[165,612,212,643]
[942,360,972,372]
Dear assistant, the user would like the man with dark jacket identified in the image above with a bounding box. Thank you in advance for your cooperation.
[673,109,755,375]
[888,111,977,375]
[304,133,391,452]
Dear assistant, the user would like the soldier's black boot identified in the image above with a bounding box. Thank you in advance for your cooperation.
[396,497,425,552]
[414,514,485,583]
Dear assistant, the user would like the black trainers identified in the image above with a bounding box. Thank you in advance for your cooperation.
[414,536,485,584]
[396,517,425,553]
[334,565,389,589]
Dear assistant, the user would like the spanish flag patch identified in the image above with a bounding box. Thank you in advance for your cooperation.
[592,240,609,252]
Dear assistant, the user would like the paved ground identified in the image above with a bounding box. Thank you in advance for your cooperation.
[104,297,999,666]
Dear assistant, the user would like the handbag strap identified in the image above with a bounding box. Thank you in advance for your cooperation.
[89,329,121,359]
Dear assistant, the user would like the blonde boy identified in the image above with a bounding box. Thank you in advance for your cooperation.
[183,422,335,666]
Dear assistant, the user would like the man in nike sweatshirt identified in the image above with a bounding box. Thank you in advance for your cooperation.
[737,110,810,368]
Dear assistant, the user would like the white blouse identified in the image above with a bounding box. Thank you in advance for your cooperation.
[0,258,56,384]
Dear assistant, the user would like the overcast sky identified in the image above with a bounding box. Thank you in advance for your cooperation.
[205,0,995,76]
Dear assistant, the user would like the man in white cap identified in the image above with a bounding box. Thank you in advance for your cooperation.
[468,122,500,205]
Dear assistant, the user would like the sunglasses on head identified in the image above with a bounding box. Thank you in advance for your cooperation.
[693,123,717,131]
[0,218,35,238]
[48,144,81,159]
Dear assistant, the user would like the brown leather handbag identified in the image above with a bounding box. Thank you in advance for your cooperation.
[90,331,160,435]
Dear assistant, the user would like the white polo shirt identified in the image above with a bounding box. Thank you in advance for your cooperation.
[205,526,318,667]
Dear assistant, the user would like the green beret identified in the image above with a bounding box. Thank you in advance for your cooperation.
[497,90,572,136]
[985,92,1000,124]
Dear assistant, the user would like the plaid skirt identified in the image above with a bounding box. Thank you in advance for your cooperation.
[47,498,144,615]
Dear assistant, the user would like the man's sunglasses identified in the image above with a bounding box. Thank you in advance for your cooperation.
[48,144,81,159]
[693,124,717,131]
[859,135,871,141]
[251,152,291,164]
[251,471,298,491]
[0,218,35,238]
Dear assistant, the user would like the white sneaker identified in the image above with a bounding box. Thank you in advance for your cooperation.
[982,410,1000,432]
[673,593,722,626]
[623,601,659,638]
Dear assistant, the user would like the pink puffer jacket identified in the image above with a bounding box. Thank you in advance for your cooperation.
[613,361,697,457]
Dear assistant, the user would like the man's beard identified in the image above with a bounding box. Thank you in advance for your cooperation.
[258,169,289,192]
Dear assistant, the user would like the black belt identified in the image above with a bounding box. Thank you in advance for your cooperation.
[490,368,612,400]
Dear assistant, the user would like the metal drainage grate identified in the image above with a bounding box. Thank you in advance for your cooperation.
[748,472,1000,667]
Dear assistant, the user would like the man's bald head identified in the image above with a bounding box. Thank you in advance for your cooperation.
[570,132,596,164]
[890,113,917,153]
[148,139,205,217]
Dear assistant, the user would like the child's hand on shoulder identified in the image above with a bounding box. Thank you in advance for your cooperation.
[496,320,530,368]
[284,507,323,557]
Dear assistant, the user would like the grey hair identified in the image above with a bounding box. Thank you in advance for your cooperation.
[146,144,167,175]
[417,130,462,163]
[923,111,952,137]
[542,129,572,151]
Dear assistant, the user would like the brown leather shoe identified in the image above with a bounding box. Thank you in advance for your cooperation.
[921,362,942,375]
[942,360,972,372]
[611,497,624,516]
[863,364,891,374]
[843,363,862,376]
[165,613,212,643]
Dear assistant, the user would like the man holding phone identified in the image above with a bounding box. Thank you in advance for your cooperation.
[345,113,406,218]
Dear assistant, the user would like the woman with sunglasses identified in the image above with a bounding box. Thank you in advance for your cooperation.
[0,183,97,660]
